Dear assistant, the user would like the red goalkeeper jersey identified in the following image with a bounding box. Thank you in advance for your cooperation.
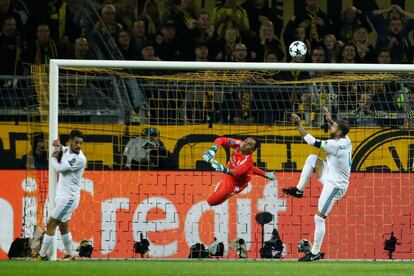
[214,137,266,185]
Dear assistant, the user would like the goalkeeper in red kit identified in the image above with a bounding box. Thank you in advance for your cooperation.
[202,137,275,206]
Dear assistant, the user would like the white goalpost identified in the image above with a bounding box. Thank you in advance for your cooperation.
[47,59,414,260]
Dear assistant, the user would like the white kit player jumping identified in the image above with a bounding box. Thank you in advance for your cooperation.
[283,107,352,261]
[37,129,86,260]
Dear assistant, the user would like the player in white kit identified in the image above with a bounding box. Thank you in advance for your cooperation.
[283,107,352,261]
[37,130,86,260]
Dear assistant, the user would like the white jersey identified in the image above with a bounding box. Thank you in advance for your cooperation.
[320,135,352,189]
[52,146,86,199]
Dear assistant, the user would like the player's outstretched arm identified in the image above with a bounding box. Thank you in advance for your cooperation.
[291,113,308,138]
[323,106,335,127]
[292,113,324,149]
[252,166,276,180]
[202,137,243,163]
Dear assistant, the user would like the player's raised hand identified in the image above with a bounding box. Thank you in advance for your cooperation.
[52,139,61,150]
[291,113,301,124]
[202,145,218,163]
[322,106,331,119]
[264,171,276,180]
[211,160,228,174]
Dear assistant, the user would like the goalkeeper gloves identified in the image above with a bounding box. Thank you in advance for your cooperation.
[202,145,218,163]
[211,161,229,174]
[264,172,276,180]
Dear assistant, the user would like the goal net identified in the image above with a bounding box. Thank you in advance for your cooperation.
[21,61,413,260]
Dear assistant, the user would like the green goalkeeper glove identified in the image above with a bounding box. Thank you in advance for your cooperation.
[211,161,229,174]
[264,172,276,180]
[202,145,218,163]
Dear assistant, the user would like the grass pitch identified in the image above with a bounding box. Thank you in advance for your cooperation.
[0,260,413,275]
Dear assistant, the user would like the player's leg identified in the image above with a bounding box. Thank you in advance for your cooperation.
[37,217,60,259]
[38,197,78,259]
[207,175,236,206]
[58,198,79,260]
[283,154,323,198]
[299,184,345,261]
[59,221,75,260]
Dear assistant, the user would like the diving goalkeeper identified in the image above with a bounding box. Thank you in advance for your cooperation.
[202,137,275,206]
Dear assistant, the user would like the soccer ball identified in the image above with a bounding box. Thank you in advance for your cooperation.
[289,41,307,57]
[298,239,312,253]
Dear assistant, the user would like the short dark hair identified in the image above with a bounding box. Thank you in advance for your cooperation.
[69,129,85,140]
[336,120,350,136]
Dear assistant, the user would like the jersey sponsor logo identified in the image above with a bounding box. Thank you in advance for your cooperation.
[68,158,76,166]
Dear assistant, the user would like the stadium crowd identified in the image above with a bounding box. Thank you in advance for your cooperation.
[0,0,413,127]
[2,0,414,74]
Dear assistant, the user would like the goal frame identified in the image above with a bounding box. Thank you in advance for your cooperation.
[48,59,414,260]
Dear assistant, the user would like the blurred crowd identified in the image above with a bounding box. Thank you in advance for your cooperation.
[1,0,414,128]
[2,0,414,76]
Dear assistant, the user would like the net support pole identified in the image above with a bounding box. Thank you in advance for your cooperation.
[48,60,59,261]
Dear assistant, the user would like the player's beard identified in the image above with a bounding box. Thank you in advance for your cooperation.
[329,131,336,139]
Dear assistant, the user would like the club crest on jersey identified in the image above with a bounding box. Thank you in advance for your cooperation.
[68,158,76,166]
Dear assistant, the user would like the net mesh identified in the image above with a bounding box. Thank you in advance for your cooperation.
[19,65,413,259]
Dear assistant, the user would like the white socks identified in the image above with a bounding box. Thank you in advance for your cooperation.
[39,234,54,257]
[296,154,318,191]
[311,215,326,255]
[61,233,74,256]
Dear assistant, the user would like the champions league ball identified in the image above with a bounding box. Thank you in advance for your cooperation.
[289,41,307,57]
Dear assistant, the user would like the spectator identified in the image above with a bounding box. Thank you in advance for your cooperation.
[116,0,138,31]
[193,10,214,43]
[231,43,248,62]
[308,46,326,77]
[94,4,123,39]
[371,83,397,115]
[194,40,209,61]
[65,37,91,59]
[294,0,332,42]
[173,0,197,60]
[155,20,181,61]
[117,30,136,60]
[264,50,278,62]
[140,0,162,41]
[241,0,283,38]
[211,0,249,40]
[340,43,357,63]
[21,133,48,170]
[24,24,58,64]
[123,127,172,169]
[251,20,283,62]
[131,19,150,52]
[350,93,377,126]
[214,27,240,62]
[300,92,317,126]
[377,48,391,64]
[370,5,414,63]
[381,18,411,63]
[334,6,371,44]
[323,33,341,63]
[352,25,376,63]
[222,88,255,125]
[139,41,160,61]
[0,15,25,75]
[368,4,414,43]
[0,0,26,37]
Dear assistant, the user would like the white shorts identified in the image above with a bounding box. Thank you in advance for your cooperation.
[317,161,347,216]
[51,197,80,222]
